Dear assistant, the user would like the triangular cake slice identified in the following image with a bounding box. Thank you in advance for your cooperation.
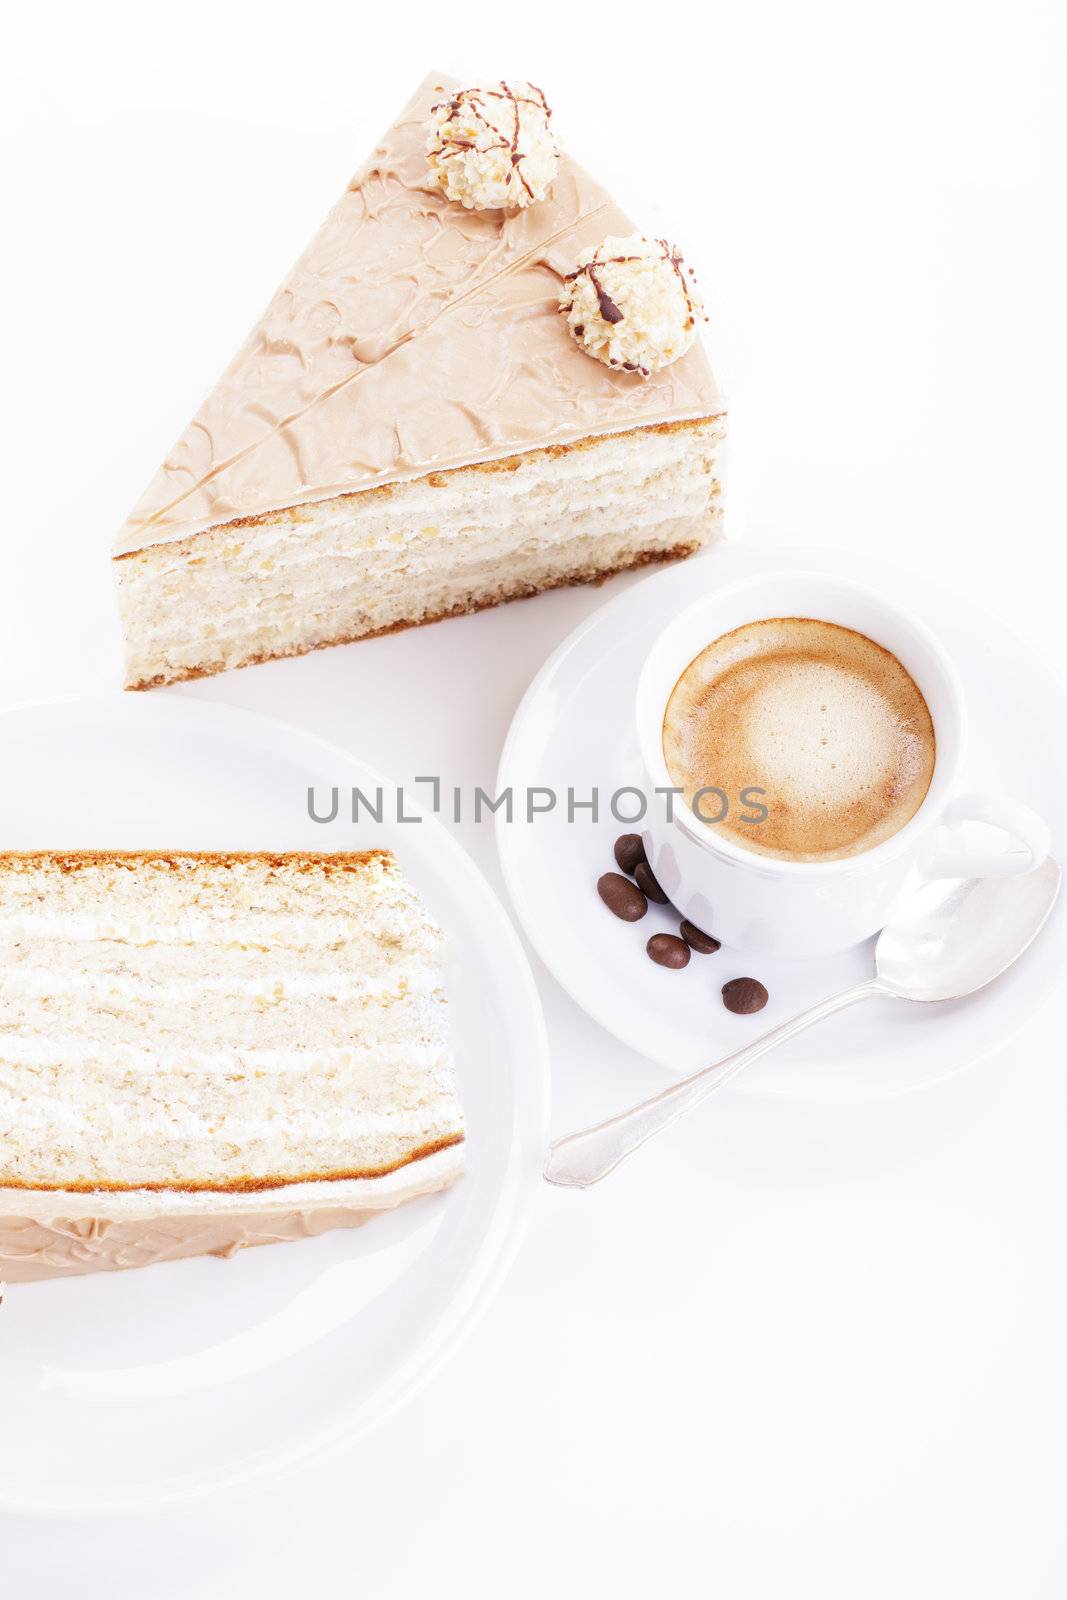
[114,72,725,689]
[0,850,463,1283]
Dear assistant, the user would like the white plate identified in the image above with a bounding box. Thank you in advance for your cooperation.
[0,695,549,1515]
[496,544,1067,1102]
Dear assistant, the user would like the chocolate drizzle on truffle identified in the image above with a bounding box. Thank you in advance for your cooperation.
[559,233,710,376]
[428,82,553,207]
[564,240,699,328]
[589,265,624,324]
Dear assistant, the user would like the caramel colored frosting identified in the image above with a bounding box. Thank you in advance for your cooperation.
[0,1147,464,1284]
[114,71,722,558]
[0,1208,378,1283]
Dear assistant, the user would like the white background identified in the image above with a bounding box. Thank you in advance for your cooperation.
[3,0,1067,1592]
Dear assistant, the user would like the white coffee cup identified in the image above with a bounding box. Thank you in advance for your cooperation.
[635,573,1051,958]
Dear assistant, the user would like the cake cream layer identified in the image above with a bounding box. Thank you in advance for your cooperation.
[0,852,465,1204]
[119,417,723,688]
[114,71,723,557]
[0,1148,464,1283]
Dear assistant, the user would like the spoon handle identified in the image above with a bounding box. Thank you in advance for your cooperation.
[544,979,887,1189]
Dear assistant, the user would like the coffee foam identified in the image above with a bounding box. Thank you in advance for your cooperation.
[663,618,936,862]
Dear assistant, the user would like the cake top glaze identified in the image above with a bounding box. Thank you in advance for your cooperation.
[114,72,722,557]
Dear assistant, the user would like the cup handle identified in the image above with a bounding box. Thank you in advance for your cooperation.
[919,792,1051,881]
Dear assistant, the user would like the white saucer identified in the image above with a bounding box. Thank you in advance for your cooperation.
[496,545,1067,1102]
[0,695,549,1515]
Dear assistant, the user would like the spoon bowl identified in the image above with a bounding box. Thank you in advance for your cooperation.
[874,857,1062,1002]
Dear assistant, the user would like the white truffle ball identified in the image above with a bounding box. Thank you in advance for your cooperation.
[425,82,559,211]
[559,234,704,377]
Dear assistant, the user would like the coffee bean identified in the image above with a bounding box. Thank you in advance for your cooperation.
[646,933,690,969]
[613,833,647,875]
[680,919,720,954]
[721,977,769,1015]
[634,861,670,905]
[597,872,648,922]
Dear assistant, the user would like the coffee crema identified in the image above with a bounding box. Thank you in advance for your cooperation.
[663,617,936,862]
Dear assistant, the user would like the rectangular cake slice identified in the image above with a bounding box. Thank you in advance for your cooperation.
[0,850,464,1284]
[114,72,725,689]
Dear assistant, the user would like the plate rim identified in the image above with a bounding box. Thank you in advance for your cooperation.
[0,691,551,1518]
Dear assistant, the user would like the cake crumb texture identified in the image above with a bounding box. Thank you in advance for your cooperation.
[0,850,464,1194]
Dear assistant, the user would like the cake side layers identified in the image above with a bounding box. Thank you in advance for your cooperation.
[0,852,464,1195]
[115,71,722,556]
[118,417,724,689]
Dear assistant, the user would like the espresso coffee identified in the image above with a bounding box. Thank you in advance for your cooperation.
[663,617,936,862]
